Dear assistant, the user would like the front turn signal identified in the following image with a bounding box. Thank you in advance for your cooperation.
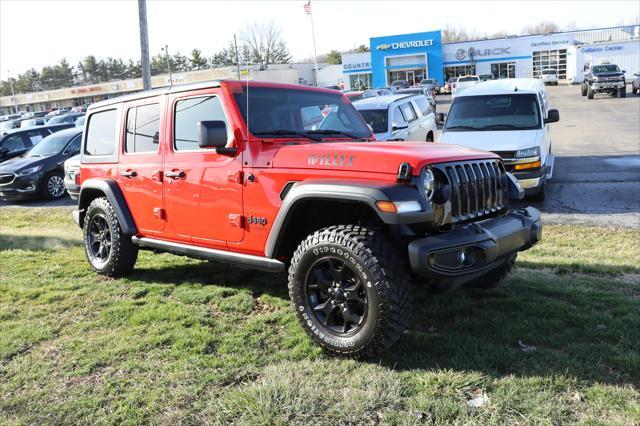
[514,160,541,171]
[376,201,398,213]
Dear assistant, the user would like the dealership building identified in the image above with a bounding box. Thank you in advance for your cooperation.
[342,25,640,90]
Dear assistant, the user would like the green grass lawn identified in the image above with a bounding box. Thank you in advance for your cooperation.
[1,208,639,425]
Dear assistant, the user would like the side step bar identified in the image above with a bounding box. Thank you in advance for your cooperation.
[131,236,285,273]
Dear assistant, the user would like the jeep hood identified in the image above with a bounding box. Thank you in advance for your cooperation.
[270,142,499,175]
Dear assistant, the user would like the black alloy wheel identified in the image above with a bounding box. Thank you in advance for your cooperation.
[305,257,367,335]
[87,213,112,265]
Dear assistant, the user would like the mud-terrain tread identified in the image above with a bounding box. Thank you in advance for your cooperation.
[465,254,516,290]
[288,225,411,358]
[83,197,138,277]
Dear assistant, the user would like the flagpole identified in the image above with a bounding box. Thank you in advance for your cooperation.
[308,1,319,86]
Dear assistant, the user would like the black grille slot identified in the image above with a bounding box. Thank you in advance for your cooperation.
[437,160,505,224]
[0,173,15,185]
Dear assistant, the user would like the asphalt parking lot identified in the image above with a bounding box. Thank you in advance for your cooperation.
[2,84,639,227]
[436,84,640,227]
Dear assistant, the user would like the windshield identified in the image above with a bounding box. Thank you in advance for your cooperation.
[458,77,478,82]
[26,133,72,157]
[358,109,388,134]
[444,94,541,131]
[421,79,434,84]
[233,86,371,140]
[346,93,363,102]
[592,65,621,73]
[542,70,556,75]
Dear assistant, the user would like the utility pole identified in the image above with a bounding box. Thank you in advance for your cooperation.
[233,34,241,80]
[162,44,173,86]
[7,71,18,114]
[137,0,152,90]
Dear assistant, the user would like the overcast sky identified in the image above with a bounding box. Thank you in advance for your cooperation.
[1,0,638,78]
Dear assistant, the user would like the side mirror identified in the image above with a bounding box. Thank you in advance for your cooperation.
[622,70,626,74]
[392,123,408,131]
[544,109,560,124]
[436,112,445,123]
[198,120,236,155]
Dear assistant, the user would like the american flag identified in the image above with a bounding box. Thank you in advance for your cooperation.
[303,1,312,15]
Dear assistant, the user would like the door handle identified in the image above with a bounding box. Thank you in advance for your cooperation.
[164,170,185,179]
[120,170,137,178]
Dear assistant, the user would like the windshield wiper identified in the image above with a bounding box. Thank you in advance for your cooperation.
[481,124,538,130]
[306,129,368,141]
[444,125,482,131]
[252,130,321,141]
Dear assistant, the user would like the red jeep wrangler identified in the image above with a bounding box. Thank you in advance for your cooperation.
[74,80,541,357]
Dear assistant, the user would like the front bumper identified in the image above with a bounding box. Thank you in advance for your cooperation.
[593,81,624,90]
[408,207,541,288]
[0,173,43,200]
[64,178,80,200]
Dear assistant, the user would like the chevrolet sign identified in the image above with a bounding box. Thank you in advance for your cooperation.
[376,39,434,51]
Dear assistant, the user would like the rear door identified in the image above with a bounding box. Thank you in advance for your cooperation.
[117,100,165,234]
[399,101,426,141]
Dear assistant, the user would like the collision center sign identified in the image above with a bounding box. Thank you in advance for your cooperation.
[376,39,434,51]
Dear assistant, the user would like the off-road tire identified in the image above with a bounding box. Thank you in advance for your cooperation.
[288,225,411,358]
[83,197,138,277]
[618,87,626,98]
[587,86,594,99]
[41,171,66,200]
[464,254,517,290]
[581,84,587,96]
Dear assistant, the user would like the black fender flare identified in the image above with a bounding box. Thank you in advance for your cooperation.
[77,178,137,235]
[264,180,432,258]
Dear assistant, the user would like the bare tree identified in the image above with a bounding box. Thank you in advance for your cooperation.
[240,21,292,65]
[523,21,561,35]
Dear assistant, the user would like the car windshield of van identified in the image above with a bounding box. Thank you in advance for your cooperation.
[592,65,621,74]
[26,134,71,157]
[542,69,556,75]
[458,77,478,82]
[233,86,371,140]
[358,109,388,134]
[444,94,541,131]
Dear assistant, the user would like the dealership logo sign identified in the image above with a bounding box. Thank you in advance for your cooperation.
[455,47,511,61]
[376,39,434,51]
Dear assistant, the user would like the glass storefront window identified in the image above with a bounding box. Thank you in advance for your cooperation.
[490,62,516,79]
[444,65,476,81]
[349,73,372,90]
[387,69,426,86]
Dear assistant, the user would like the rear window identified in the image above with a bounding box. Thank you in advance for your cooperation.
[399,102,417,122]
[85,109,117,156]
[125,103,160,153]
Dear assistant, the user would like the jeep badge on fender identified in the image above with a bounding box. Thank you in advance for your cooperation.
[73,80,541,358]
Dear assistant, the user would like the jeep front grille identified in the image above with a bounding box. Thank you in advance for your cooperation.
[432,159,506,224]
[0,173,15,185]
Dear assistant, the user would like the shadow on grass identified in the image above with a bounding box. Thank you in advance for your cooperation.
[0,234,82,250]
[129,259,639,386]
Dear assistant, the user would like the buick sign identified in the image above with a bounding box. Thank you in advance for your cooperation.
[376,39,434,51]
[455,49,466,60]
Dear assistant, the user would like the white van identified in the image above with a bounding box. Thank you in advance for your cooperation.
[438,78,559,200]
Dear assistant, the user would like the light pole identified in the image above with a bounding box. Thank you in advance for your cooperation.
[7,71,18,114]
[161,45,173,86]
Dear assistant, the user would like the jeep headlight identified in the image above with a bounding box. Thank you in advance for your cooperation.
[515,147,540,158]
[422,168,435,200]
[16,165,43,176]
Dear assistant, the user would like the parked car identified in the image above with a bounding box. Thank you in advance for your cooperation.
[396,87,437,112]
[418,78,440,94]
[0,119,23,132]
[632,72,640,94]
[444,77,457,94]
[354,94,437,142]
[0,127,82,200]
[72,80,540,357]
[452,75,481,99]
[0,114,21,122]
[540,69,558,86]
[46,113,85,126]
[375,88,394,96]
[0,124,75,163]
[21,111,48,119]
[19,118,47,128]
[64,154,81,200]
[75,116,86,127]
[581,64,626,98]
[439,78,559,200]
[479,74,494,81]
[45,107,71,118]
[344,91,365,102]
[390,80,410,89]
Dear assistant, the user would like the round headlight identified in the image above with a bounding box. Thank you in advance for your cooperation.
[422,168,435,200]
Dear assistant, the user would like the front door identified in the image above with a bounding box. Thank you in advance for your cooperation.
[117,101,165,234]
[406,71,415,86]
[163,92,244,247]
